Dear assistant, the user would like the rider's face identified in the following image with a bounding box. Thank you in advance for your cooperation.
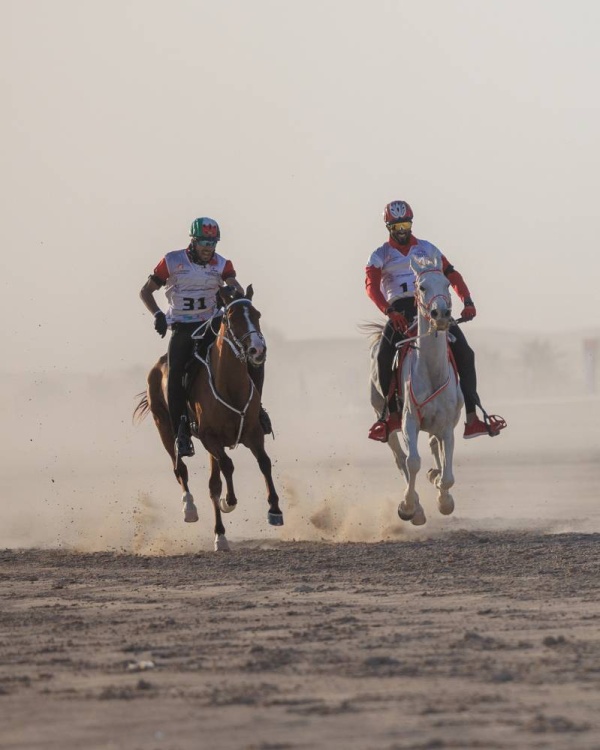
[192,239,217,262]
[389,221,413,245]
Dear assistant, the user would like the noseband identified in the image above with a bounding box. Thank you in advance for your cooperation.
[414,269,452,325]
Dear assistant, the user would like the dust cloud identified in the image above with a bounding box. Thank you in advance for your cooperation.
[1,326,599,553]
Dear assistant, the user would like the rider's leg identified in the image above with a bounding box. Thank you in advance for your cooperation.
[167,323,196,457]
[449,325,491,438]
[376,322,403,418]
[449,325,477,417]
[247,363,272,435]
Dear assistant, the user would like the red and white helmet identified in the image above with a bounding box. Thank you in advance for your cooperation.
[383,200,414,228]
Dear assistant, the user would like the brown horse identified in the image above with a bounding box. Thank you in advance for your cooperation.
[133,285,283,550]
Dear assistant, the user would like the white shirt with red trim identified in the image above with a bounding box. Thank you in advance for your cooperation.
[366,239,441,305]
[153,249,236,324]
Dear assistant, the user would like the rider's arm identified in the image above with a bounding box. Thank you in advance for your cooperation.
[365,265,389,314]
[441,255,472,302]
[140,258,169,315]
[139,277,164,316]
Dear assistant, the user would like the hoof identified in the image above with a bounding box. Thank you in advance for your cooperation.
[214,534,230,552]
[438,494,455,516]
[182,494,199,523]
[219,497,237,514]
[411,507,427,526]
[268,512,284,527]
[398,502,415,522]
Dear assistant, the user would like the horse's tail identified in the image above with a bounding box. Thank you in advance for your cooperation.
[132,390,150,424]
[358,321,384,350]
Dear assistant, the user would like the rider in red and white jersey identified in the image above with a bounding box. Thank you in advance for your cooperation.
[366,200,505,441]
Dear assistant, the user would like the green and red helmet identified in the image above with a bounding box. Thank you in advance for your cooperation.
[190,217,220,245]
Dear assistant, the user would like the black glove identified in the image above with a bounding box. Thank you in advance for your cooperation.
[154,311,168,338]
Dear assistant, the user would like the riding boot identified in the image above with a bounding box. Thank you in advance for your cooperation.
[175,416,195,460]
[247,362,273,435]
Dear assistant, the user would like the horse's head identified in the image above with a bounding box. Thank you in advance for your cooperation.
[219,284,267,366]
[410,250,452,332]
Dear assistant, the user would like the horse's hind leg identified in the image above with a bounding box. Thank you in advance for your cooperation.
[147,364,198,524]
[248,438,283,527]
[208,454,229,551]
[428,435,442,486]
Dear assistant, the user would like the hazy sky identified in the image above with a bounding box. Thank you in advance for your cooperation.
[2,0,599,373]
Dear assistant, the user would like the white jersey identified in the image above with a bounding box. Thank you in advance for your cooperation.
[161,249,230,324]
[366,239,442,305]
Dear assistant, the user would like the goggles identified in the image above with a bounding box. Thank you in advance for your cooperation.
[193,238,218,248]
[388,221,413,232]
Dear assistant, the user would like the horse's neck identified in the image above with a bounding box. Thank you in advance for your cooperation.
[413,313,450,386]
[210,332,250,398]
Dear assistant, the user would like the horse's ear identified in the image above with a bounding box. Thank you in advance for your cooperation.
[245,284,254,300]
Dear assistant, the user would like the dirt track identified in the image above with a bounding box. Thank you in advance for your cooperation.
[2,531,600,750]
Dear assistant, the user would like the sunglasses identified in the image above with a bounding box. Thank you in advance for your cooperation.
[194,239,218,248]
[388,221,413,232]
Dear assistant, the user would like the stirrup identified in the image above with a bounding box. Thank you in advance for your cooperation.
[368,419,389,443]
[484,414,507,437]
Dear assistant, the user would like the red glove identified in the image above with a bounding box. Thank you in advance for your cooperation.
[387,310,408,333]
[461,297,477,321]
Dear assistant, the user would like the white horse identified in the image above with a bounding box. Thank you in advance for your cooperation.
[370,249,464,526]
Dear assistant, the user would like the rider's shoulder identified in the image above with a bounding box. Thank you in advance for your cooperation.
[367,242,393,266]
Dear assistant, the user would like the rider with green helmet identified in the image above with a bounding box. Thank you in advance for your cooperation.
[140,217,273,458]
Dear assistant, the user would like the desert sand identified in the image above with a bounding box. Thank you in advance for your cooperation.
[1,334,599,749]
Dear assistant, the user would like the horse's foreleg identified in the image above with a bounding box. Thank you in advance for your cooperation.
[248,437,283,527]
[436,430,456,516]
[399,415,425,525]
[201,440,237,515]
[208,454,228,551]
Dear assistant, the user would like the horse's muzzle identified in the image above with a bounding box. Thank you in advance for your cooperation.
[247,347,266,366]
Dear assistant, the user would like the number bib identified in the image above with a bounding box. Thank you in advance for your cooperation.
[163,249,228,323]
[366,239,441,305]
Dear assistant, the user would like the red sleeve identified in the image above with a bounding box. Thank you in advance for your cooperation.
[152,258,169,284]
[441,255,471,302]
[222,260,236,280]
[365,266,389,314]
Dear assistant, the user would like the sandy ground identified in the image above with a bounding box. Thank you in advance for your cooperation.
[1,354,599,748]
[1,532,600,750]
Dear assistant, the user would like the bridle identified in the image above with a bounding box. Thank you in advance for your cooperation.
[220,298,266,363]
[414,268,452,326]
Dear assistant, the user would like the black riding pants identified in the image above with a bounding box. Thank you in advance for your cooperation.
[377,314,478,415]
[167,321,265,434]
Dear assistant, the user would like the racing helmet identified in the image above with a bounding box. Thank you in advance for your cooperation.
[383,201,414,228]
[190,217,220,244]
